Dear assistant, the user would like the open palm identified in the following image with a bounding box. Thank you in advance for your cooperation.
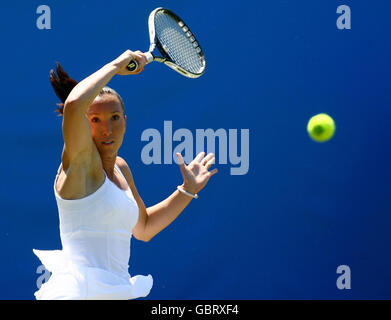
[176,152,218,194]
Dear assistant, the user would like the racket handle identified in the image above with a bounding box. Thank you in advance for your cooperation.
[126,60,138,72]
[126,52,154,72]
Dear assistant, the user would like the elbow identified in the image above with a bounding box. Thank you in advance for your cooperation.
[63,98,89,116]
[134,215,155,242]
[63,99,77,113]
[63,92,86,110]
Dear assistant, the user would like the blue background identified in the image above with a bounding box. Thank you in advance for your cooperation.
[1,0,390,299]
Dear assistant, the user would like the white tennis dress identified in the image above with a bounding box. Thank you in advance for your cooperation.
[33,164,153,300]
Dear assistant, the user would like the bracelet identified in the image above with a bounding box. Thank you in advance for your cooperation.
[177,185,198,199]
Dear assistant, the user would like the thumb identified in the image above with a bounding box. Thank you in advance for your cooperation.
[176,153,187,176]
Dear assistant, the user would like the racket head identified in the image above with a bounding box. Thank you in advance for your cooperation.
[148,8,206,78]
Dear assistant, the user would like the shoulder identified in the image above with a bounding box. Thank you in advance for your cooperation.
[116,155,130,171]
[116,155,127,166]
[116,156,135,182]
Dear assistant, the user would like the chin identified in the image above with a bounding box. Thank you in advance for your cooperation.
[101,143,121,154]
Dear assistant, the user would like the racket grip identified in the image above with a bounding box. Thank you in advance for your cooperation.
[126,52,153,72]
[126,60,138,72]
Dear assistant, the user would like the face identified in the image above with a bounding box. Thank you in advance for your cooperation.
[86,94,126,156]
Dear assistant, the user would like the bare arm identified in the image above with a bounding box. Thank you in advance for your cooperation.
[62,50,147,163]
[117,153,218,242]
[142,188,194,241]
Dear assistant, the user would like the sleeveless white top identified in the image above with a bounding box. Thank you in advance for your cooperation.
[33,164,153,300]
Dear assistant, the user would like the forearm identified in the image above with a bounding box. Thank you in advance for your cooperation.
[65,62,119,110]
[138,151,218,241]
[144,187,194,240]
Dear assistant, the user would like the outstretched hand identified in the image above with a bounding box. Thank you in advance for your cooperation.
[176,152,218,195]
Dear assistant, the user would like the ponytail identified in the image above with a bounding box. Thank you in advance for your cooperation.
[49,63,78,116]
[49,63,125,116]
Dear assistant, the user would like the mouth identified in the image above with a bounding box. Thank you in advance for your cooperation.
[102,140,114,146]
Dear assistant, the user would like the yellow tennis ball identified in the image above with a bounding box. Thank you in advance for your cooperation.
[307,113,336,142]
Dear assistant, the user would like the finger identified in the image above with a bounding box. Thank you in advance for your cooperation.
[209,168,218,176]
[201,153,214,166]
[176,153,187,176]
[135,56,147,68]
[194,151,206,163]
[177,152,185,165]
[133,52,147,66]
[134,61,145,73]
[134,51,146,59]
[205,157,215,169]
[132,64,145,74]
[127,55,145,73]
[132,68,142,75]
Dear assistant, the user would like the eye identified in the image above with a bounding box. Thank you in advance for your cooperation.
[112,114,120,120]
[91,117,100,123]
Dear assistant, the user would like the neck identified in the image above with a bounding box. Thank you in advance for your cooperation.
[100,153,117,179]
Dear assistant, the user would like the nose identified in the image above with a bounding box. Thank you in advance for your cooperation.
[101,120,112,137]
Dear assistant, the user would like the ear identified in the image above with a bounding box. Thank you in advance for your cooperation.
[124,114,127,130]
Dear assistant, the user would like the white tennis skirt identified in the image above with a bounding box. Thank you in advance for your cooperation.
[33,249,153,300]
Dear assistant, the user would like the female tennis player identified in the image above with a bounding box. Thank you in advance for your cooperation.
[33,50,218,300]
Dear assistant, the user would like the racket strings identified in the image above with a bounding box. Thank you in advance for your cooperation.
[154,12,204,74]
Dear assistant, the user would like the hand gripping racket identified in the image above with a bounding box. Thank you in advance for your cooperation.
[126,7,206,78]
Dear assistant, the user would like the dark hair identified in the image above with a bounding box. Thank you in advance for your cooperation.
[49,63,125,116]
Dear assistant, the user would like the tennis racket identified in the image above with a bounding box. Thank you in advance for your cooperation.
[127,7,206,78]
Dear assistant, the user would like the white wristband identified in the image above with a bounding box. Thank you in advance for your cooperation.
[177,185,198,199]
